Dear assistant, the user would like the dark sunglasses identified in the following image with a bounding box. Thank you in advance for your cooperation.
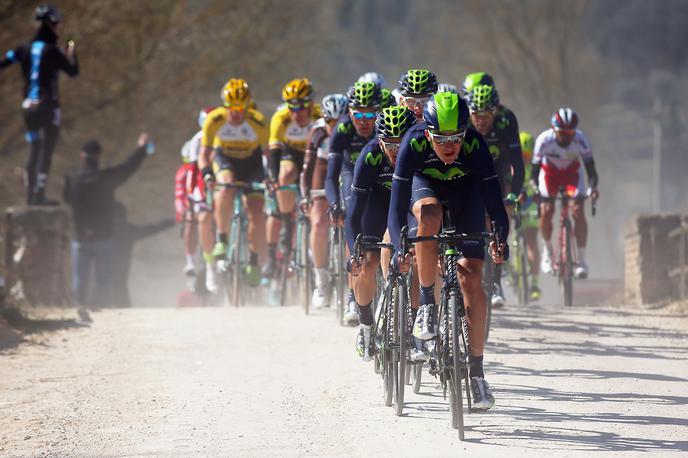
[352,111,376,120]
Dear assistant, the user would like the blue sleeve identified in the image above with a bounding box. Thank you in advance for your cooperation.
[345,145,379,251]
[325,128,345,207]
[388,132,424,250]
[504,111,524,194]
[0,47,20,69]
[473,134,510,241]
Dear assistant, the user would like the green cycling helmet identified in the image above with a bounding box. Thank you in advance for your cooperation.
[376,105,415,139]
[380,88,396,109]
[423,91,470,132]
[461,72,495,96]
[399,69,438,96]
[347,81,382,108]
[466,84,500,112]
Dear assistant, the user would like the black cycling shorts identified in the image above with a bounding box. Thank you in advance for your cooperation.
[411,173,486,260]
[213,147,265,189]
[279,147,305,174]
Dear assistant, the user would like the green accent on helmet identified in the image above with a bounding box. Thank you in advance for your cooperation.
[410,137,428,153]
[488,144,500,159]
[350,151,361,163]
[400,69,438,95]
[350,81,380,108]
[376,106,414,139]
[380,88,395,109]
[338,122,352,134]
[462,72,494,95]
[422,166,465,181]
[433,92,460,132]
[365,151,383,166]
[520,131,534,152]
[468,84,498,112]
[463,137,480,154]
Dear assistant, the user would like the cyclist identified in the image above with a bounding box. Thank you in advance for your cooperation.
[357,71,386,88]
[518,131,542,301]
[465,82,524,307]
[532,108,599,279]
[346,106,415,361]
[380,88,396,109]
[438,83,459,94]
[199,79,268,291]
[388,91,509,410]
[326,81,382,324]
[264,78,321,280]
[398,69,438,120]
[460,71,494,97]
[176,108,215,282]
[1,5,79,205]
[300,93,348,308]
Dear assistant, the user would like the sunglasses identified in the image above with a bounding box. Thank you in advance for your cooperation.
[288,100,312,112]
[554,128,575,135]
[428,130,466,145]
[380,140,400,151]
[352,111,376,120]
[402,95,430,109]
[470,109,496,117]
[226,104,246,112]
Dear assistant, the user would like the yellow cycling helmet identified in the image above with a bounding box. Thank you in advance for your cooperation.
[282,78,314,102]
[520,131,534,163]
[221,78,252,108]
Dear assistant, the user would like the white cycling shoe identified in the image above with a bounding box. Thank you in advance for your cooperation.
[356,324,374,362]
[410,337,431,362]
[343,301,359,324]
[205,263,219,294]
[470,377,495,411]
[541,249,554,275]
[413,304,437,340]
[312,286,330,309]
[490,283,506,308]
[574,262,589,279]
[183,260,196,277]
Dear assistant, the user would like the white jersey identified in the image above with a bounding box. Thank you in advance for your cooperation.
[532,128,593,170]
[181,130,202,164]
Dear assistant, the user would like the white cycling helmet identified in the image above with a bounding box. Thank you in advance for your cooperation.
[321,94,348,121]
[438,83,459,94]
[357,72,386,88]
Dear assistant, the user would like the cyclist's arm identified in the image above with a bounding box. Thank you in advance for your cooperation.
[388,136,423,250]
[344,147,377,252]
[505,116,524,195]
[52,45,79,77]
[530,131,545,189]
[198,114,220,173]
[325,128,346,207]
[267,146,282,181]
[475,136,509,240]
[300,128,319,197]
[174,164,190,222]
[584,159,598,190]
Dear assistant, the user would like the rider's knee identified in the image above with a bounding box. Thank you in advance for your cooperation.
[461,272,483,295]
[418,203,442,225]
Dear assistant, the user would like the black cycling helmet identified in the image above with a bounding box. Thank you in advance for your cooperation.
[465,84,500,112]
[376,106,415,139]
[399,69,438,96]
[461,72,495,96]
[423,92,470,133]
[347,81,382,109]
[35,4,61,25]
[380,88,396,109]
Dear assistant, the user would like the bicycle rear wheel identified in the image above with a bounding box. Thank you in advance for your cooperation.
[411,364,422,394]
[298,218,311,314]
[229,216,243,307]
[334,229,347,325]
[518,232,529,305]
[395,278,408,417]
[561,220,574,307]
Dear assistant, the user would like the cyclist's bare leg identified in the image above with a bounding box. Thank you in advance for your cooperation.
[266,214,281,245]
[571,199,587,249]
[352,251,381,306]
[525,226,540,277]
[539,201,555,248]
[310,197,329,268]
[197,210,214,255]
[214,170,236,236]
[277,161,298,214]
[412,198,442,288]
[380,230,391,279]
[183,215,198,259]
[457,257,487,356]
[244,194,266,264]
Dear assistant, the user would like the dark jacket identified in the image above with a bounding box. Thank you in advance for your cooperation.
[0,25,79,105]
[63,147,146,241]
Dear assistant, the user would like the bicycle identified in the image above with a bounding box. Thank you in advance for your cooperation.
[294,196,312,314]
[266,183,301,307]
[328,208,348,325]
[353,234,411,417]
[215,181,266,307]
[401,207,493,440]
[509,201,530,306]
[551,187,596,307]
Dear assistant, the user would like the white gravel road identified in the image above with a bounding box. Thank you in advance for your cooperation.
[1,299,687,457]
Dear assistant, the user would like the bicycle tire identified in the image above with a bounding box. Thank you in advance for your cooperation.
[412,364,422,394]
[298,218,311,314]
[382,279,395,407]
[518,231,529,305]
[562,219,574,307]
[449,287,465,439]
[335,229,347,325]
[230,215,243,307]
[484,259,494,344]
[279,257,289,307]
[395,278,408,417]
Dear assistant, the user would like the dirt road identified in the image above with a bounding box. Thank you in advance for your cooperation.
[1,299,687,457]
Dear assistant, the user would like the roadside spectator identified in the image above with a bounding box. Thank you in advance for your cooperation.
[0,5,79,205]
[63,133,154,321]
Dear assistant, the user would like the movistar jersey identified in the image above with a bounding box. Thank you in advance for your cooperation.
[345,138,394,250]
[471,105,524,195]
[388,122,509,250]
[325,115,374,207]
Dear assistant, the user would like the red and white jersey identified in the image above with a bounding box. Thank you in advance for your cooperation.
[181,130,203,164]
[532,128,593,170]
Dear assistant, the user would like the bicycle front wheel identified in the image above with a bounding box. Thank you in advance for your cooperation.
[395,278,408,417]
[449,287,465,439]
[298,219,311,314]
[561,220,574,307]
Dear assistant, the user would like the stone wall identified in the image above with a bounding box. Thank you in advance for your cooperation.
[624,214,682,304]
[2,206,72,308]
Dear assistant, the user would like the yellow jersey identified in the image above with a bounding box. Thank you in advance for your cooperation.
[268,104,322,153]
[202,107,268,159]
